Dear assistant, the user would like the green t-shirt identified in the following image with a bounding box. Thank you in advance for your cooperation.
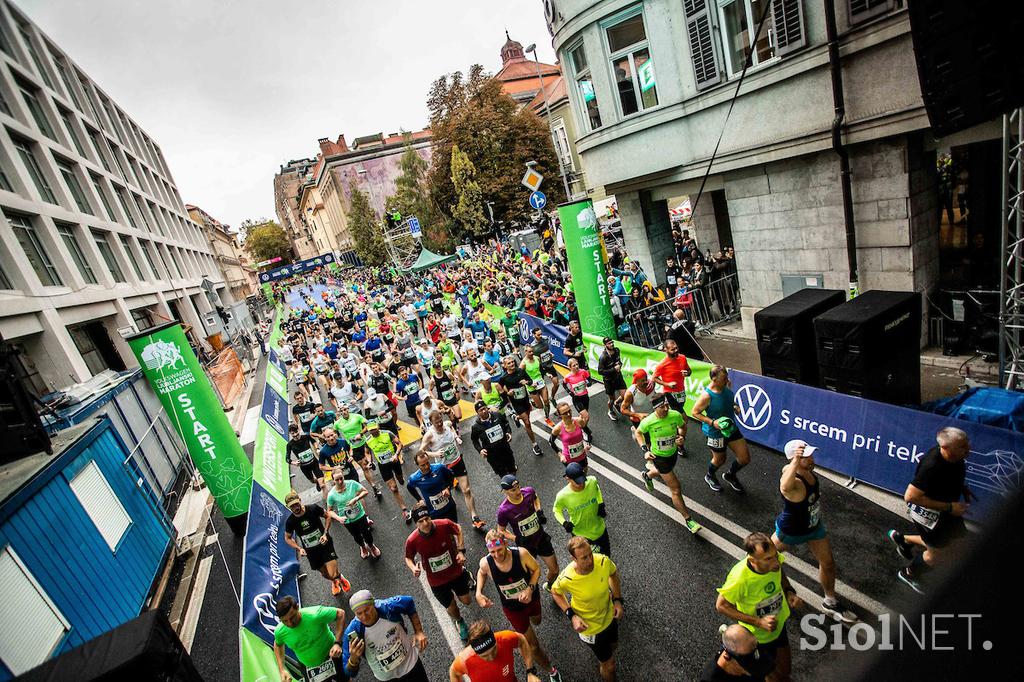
[553,477,605,540]
[637,409,686,456]
[366,430,398,464]
[523,356,542,383]
[334,413,367,448]
[327,479,367,523]
[717,553,791,643]
[480,384,502,407]
[273,605,339,667]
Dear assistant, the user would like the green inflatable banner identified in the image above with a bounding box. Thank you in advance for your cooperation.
[558,198,616,339]
[126,322,252,532]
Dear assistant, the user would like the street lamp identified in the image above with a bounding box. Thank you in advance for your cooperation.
[524,43,573,200]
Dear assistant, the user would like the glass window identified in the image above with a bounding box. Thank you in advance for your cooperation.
[131,194,150,230]
[52,56,82,110]
[119,235,145,280]
[141,240,161,278]
[551,119,574,171]
[88,128,112,172]
[90,174,116,221]
[8,213,62,286]
[107,139,128,181]
[113,187,138,228]
[54,157,93,214]
[567,43,602,131]
[58,108,87,157]
[56,222,97,284]
[717,0,776,76]
[0,22,12,57]
[0,262,13,289]
[12,137,57,204]
[91,229,125,282]
[0,167,12,192]
[605,11,658,116]
[15,22,53,88]
[16,78,55,140]
[77,73,103,124]
[0,89,11,116]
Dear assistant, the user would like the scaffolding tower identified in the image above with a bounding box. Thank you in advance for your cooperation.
[382,217,419,270]
[1000,108,1024,389]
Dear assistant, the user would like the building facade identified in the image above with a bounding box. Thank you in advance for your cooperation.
[186,204,255,302]
[272,157,318,260]
[546,0,1001,336]
[0,0,227,394]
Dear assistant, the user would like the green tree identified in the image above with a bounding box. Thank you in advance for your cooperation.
[348,188,387,266]
[426,65,563,233]
[390,133,451,251]
[241,220,291,263]
[449,144,488,238]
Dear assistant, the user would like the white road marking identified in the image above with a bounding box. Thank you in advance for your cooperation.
[240,405,260,446]
[415,568,466,658]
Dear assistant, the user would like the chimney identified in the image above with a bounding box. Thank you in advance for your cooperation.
[335,134,348,152]
[318,137,333,157]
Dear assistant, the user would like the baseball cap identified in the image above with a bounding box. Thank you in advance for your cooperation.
[784,439,818,460]
[499,474,519,490]
[603,336,614,344]
[632,368,648,383]
[411,506,431,522]
[366,387,378,399]
[284,491,301,506]
[651,392,669,407]
[564,462,587,485]
[474,400,488,411]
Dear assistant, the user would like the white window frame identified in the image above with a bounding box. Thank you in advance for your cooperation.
[565,39,603,133]
[68,460,132,551]
[0,546,71,675]
[716,0,780,78]
[601,5,659,119]
[550,118,575,172]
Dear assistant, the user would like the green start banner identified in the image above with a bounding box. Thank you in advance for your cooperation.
[558,198,616,339]
[126,323,252,524]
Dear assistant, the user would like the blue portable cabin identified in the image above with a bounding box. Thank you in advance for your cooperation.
[0,416,173,679]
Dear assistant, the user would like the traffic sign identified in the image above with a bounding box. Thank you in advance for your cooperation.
[529,191,547,210]
[521,168,544,192]
[408,217,422,238]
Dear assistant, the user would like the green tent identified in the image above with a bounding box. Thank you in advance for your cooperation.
[402,247,458,273]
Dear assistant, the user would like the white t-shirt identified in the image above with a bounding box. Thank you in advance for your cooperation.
[401,303,417,322]
[362,616,418,680]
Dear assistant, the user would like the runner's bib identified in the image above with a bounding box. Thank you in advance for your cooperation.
[428,552,453,572]
[300,530,322,548]
[498,578,529,600]
[532,377,546,389]
[517,513,540,537]
[441,388,455,401]
[343,504,362,521]
[808,497,821,528]
[485,425,504,443]
[656,436,677,452]
[511,386,528,400]
[568,441,586,458]
[441,443,460,466]
[375,639,409,674]
[755,592,783,618]
[908,503,940,530]
[304,660,336,682]
[570,381,588,396]
[375,447,395,464]
[402,347,416,360]
[429,489,452,509]
[579,632,597,644]
[296,448,315,465]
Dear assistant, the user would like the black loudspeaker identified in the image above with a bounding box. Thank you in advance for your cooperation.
[15,611,202,682]
[813,290,922,405]
[908,0,1024,137]
[0,337,51,463]
[754,288,846,386]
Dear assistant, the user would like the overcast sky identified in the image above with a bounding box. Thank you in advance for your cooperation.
[16,0,556,229]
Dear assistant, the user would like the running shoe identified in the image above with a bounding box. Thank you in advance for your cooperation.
[544,417,555,428]
[403,508,413,524]
[722,471,746,494]
[821,597,859,624]
[548,668,562,682]
[685,518,702,534]
[641,470,654,493]
[472,516,487,532]
[457,618,470,642]
[888,529,913,561]
[607,410,619,422]
[704,473,723,492]
[373,486,383,500]
[337,575,352,593]
[533,444,543,457]
[370,544,382,558]
[897,567,924,595]
[360,545,370,559]
[331,580,342,596]
[541,580,552,594]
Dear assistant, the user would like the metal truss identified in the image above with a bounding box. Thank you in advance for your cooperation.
[1000,108,1024,389]
[382,219,418,269]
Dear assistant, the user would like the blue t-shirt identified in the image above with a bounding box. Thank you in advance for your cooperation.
[483,348,502,377]
[323,342,339,359]
[351,330,367,345]
[395,376,422,407]
[318,439,351,471]
[406,464,457,514]
[467,320,490,343]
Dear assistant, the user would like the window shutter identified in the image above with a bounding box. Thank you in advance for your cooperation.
[772,0,807,57]
[0,548,70,675]
[69,460,132,551]
[683,0,722,90]
[849,0,893,24]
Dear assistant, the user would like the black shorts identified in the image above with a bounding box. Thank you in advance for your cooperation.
[429,570,472,608]
[584,619,619,663]
[585,529,611,558]
[571,394,590,413]
[305,542,337,571]
[442,394,460,407]
[350,443,367,461]
[650,453,678,475]
[510,397,532,415]
[522,531,555,558]
[298,462,322,485]
[706,430,744,452]
[406,402,420,420]
[446,458,467,478]
[486,451,517,478]
[430,503,459,524]
[918,515,967,549]
[378,460,405,483]
[603,373,626,393]
[401,355,419,368]
[758,627,790,659]
[541,364,559,378]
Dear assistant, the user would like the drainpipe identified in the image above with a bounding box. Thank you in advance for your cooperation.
[824,0,858,297]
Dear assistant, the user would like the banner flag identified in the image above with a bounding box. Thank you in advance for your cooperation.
[558,199,616,339]
[126,322,252,527]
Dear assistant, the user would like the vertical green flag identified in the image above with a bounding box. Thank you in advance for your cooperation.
[558,198,616,339]
[127,322,252,531]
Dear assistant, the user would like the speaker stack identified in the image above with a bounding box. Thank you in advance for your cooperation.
[754,288,846,387]
[813,290,922,405]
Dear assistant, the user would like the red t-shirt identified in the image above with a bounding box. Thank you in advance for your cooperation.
[564,369,591,397]
[451,631,519,681]
[654,355,690,393]
[404,518,463,586]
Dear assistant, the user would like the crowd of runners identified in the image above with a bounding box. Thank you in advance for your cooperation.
[269,253,974,682]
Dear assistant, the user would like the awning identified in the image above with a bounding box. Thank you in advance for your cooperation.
[401,247,458,273]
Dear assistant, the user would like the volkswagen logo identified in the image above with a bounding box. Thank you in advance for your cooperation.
[517,317,530,343]
[734,384,772,431]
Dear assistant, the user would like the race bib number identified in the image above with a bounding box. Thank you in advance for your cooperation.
[511,386,528,400]
[344,504,362,520]
[568,441,586,458]
[755,592,783,618]
[579,632,596,644]
[305,659,337,682]
[485,425,504,443]
[403,348,416,360]
[428,552,453,572]
[656,436,677,451]
[299,530,322,548]
[518,513,540,537]
[375,448,395,464]
[540,351,553,364]
[441,388,455,401]
[808,497,821,528]
[532,377,546,390]
[405,383,419,396]
[296,448,315,464]
[667,275,677,285]
[429,489,452,509]
[570,381,588,396]
[375,639,408,674]
[498,578,529,600]
[474,330,486,341]
[441,443,460,465]
[706,436,725,450]
[908,503,940,530]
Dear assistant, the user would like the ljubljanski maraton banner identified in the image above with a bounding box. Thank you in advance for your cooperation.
[126,322,252,534]
[259,252,336,283]
[558,198,616,340]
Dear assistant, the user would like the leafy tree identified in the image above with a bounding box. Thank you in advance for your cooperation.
[450,145,488,238]
[241,220,291,263]
[348,188,387,266]
[426,65,563,233]
[390,133,451,252]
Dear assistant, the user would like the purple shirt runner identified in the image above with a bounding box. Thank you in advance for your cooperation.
[496,486,546,551]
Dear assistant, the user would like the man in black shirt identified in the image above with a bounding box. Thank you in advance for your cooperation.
[700,625,773,682]
[283,491,350,596]
[563,320,586,367]
[470,400,518,477]
[287,423,322,490]
[292,391,317,434]
[598,337,626,421]
[888,427,974,594]
[664,257,682,298]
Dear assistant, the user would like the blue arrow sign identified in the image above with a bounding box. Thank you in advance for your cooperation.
[529,191,547,210]
[408,217,421,237]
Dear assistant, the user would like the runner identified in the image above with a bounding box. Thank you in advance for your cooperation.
[618,369,656,429]
[273,596,348,682]
[327,467,381,560]
[529,326,562,402]
[460,348,491,399]
[700,624,775,682]
[651,339,690,437]
[772,439,857,622]
[563,320,586,368]
[342,590,430,682]
[549,403,590,470]
[562,358,594,442]
[404,507,474,642]
[364,419,413,523]
[293,390,318,434]
[319,428,358,503]
[310,403,338,443]
[363,388,398,435]
[553,463,611,557]
[395,365,424,430]
[420,410,486,530]
[549,537,624,682]
[597,337,626,421]
[430,362,463,423]
[406,451,460,523]
[470,400,519,478]
[474,533,561,681]
[498,356,543,456]
[449,621,546,682]
[495,475,560,590]
[692,365,751,494]
[716,532,803,682]
[283,491,351,596]
[288,423,323,492]
[634,394,702,534]
[334,403,382,499]
[520,345,554,426]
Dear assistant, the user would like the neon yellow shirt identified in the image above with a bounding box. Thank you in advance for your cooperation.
[717,553,790,643]
[551,554,617,636]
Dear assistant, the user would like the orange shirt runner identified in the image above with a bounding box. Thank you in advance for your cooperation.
[451,630,519,681]
[653,354,691,394]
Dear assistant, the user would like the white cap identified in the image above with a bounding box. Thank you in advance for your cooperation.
[784,439,817,460]
[366,387,378,399]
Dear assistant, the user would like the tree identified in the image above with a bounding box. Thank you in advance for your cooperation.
[390,133,451,251]
[426,65,563,233]
[449,145,488,238]
[241,220,291,263]
[348,188,387,266]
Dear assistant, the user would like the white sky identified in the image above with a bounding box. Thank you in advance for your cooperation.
[15,0,556,228]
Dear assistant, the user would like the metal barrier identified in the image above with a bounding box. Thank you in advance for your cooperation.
[674,273,742,332]
[625,300,675,347]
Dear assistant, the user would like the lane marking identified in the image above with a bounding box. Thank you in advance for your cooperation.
[415,569,467,659]
[240,405,260,446]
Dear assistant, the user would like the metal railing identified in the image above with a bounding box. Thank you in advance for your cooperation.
[625,300,675,348]
[673,272,742,332]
